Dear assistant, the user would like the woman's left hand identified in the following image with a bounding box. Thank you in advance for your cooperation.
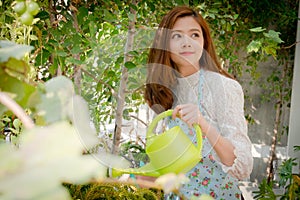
[172,104,202,127]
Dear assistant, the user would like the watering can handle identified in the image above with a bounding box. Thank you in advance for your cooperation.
[146,109,203,152]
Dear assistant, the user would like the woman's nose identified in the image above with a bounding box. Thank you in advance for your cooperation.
[181,36,192,48]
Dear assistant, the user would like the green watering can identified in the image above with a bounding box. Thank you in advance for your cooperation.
[111,109,203,177]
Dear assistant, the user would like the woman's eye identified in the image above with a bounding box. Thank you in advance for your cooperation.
[171,33,181,39]
[191,33,200,38]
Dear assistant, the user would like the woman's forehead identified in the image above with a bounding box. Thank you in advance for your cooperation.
[172,16,201,31]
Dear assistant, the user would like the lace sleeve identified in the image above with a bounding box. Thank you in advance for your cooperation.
[216,78,253,180]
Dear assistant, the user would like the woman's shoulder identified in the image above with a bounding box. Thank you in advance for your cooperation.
[203,70,242,92]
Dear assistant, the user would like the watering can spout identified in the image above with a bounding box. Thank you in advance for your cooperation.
[111,109,203,178]
[110,163,161,177]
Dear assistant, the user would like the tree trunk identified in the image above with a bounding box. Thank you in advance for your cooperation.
[70,4,82,95]
[266,102,281,183]
[48,0,61,76]
[112,1,137,154]
[266,60,288,183]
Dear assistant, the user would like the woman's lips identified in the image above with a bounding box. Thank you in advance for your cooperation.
[179,52,195,56]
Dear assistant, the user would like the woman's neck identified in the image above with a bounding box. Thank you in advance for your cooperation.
[179,64,200,77]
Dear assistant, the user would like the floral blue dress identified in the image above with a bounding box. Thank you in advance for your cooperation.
[167,69,253,199]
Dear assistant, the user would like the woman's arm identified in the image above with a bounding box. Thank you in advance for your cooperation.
[172,104,236,166]
[198,117,236,166]
[172,78,253,179]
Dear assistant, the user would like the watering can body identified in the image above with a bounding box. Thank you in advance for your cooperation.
[111,110,203,177]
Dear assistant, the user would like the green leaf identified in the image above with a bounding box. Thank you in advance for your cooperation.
[0,41,33,62]
[247,40,262,53]
[116,56,124,64]
[124,61,136,69]
[0,122,106,199]
[70,45,82,54]
[263,30,284,44]
[45,76,74,95]
[2,57,30,79]
[103,57,112,63]
[148,2,155,12]
[89,21,97,38]
[55,50,68,57]
[48,63,57,77]
[129,3,138,11]
[128,13,135,22]
[293,146,300,152]
[78,6,88,25]
[67,95,99,148]
[66,57,84,65]
[249,27,266,32]
[103,9,116,22]
[0,71,24,101]
[208,13,215,19]
[36,76,75,124]
[0,105,8,119]
[272,75,280,82]
[264,46,277,58]
[29,35,38,41]
[0,67,35,111]
[233,14,239,20]
[35,49,51,67]
[128,50,139,56]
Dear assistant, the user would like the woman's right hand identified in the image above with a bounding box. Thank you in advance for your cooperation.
[133,175,157,188]
[172,104,210,135]
[172,104,201,126]
[135,175,157,182]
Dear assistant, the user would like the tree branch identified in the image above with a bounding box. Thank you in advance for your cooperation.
[81,68,117,97]
[128,114,148,127]
[282,41,300,49]
[0,92,34,129]
[112,0,137,154]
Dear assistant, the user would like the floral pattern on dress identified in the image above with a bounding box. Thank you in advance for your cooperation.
[168,118,241,200]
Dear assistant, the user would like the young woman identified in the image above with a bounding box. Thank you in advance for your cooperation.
[144,6,253,199]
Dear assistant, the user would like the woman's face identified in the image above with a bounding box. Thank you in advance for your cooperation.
[169,16,204,76]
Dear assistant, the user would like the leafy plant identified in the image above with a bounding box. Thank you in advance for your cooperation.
[63,182,164,200]
[0,1,298,198]
[247,27,284,59]
[0,121,106,199]
[0,115,22,143]
[0,40,35,117]
[254,147,300,200]
[253,179,277,200]
[119,141,149,168]
[0,41,107,199]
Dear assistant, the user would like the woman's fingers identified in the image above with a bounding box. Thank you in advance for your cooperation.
[182,112,197,127]
[172,105,181,119]
[173,104,201,127]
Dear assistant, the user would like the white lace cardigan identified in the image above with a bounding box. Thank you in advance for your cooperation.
[173,69,253,180]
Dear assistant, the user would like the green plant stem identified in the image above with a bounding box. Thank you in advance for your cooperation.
[24,26,27,45]
[0,92,34,129]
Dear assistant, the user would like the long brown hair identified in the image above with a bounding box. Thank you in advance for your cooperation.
[144,6,232,113]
